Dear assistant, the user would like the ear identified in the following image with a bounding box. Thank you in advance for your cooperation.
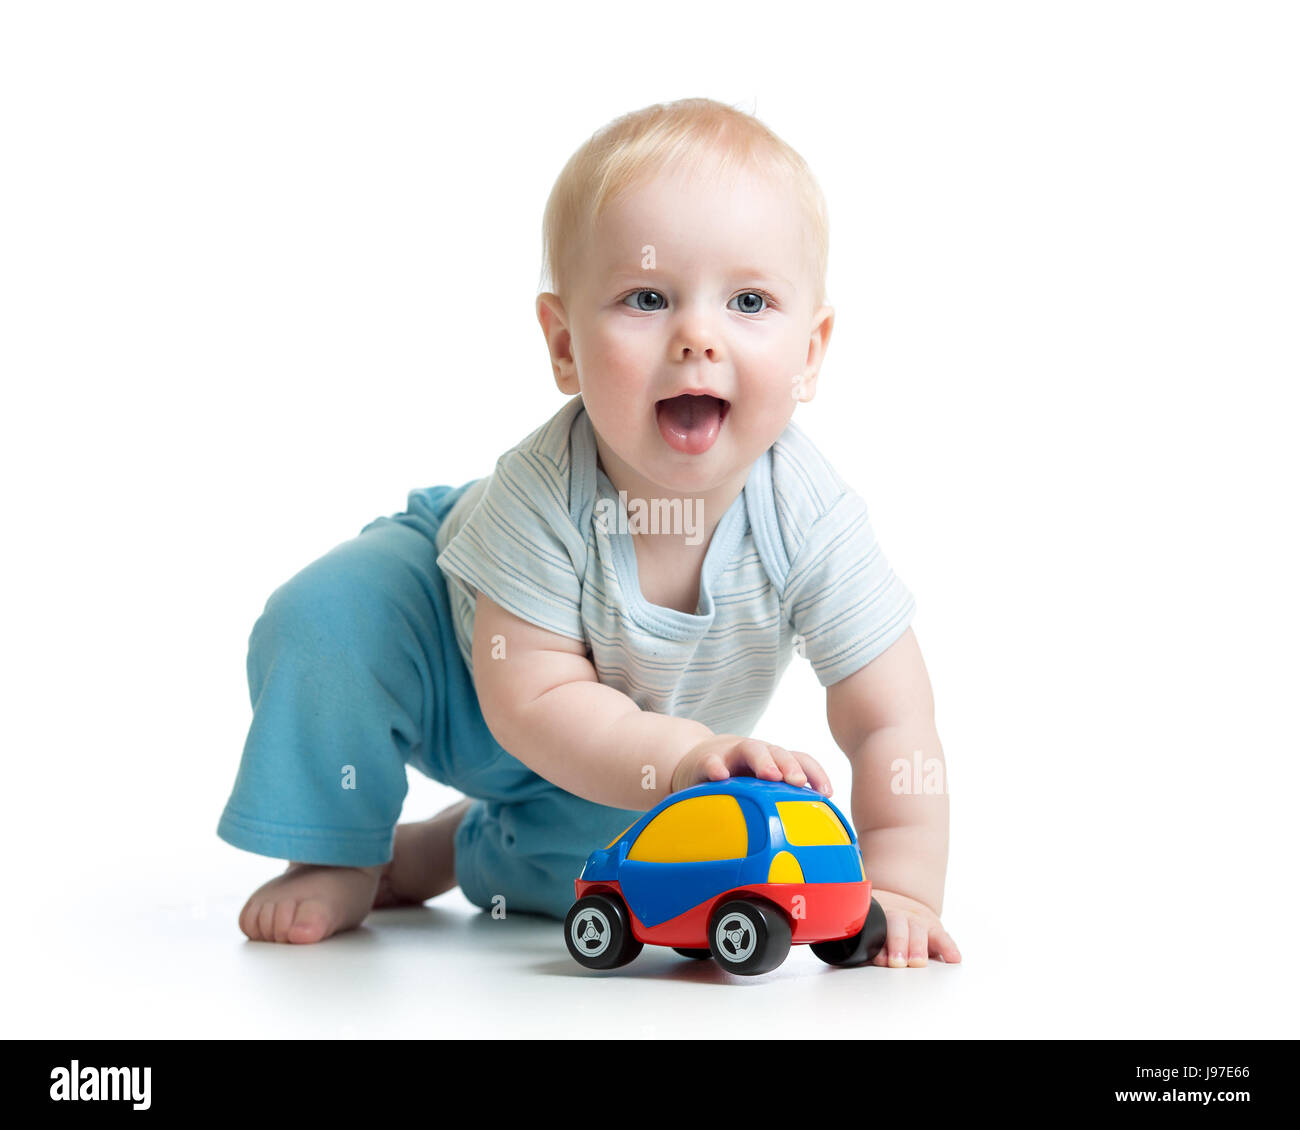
[536,292,580,395]
[794,305,834,403]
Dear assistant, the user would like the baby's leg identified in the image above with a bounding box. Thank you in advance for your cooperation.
[455,789,643,921]
[372,796,473,908]
[221,492,472,943]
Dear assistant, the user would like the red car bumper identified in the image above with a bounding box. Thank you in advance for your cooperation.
[574,878,871,948]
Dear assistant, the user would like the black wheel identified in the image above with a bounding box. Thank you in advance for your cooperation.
[672,947,712,960]
[707,899,791,976]
[564,894,644,970]
[810,896,887,967]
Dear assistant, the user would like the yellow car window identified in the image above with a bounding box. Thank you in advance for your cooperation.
[776,800,851,846]
[628,795,748,863]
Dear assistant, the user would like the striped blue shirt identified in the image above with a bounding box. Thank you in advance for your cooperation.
[435,396,915,737]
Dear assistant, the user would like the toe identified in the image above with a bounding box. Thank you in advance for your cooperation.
[238,899,260,940]
[287,899,332,944]
[257,900,276,941]
[272,897,301,943]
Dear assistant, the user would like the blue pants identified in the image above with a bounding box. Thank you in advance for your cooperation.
[216,482,642,920]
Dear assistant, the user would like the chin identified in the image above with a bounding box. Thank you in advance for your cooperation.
[648,454,738,495]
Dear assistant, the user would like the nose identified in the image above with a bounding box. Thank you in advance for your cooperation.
[670,304,720,363]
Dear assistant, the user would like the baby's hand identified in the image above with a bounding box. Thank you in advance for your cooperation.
[670,735,832,796]
[869,888,962,967]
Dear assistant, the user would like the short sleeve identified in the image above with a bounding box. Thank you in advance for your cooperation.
[435,445,587,642]
[782,490,916,687]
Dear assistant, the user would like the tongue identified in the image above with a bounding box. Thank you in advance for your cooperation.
[656,395,725,454]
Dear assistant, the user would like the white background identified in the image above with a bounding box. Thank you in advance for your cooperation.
[2,0,1296,1038]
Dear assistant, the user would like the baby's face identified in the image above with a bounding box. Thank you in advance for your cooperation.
[544,161,832,498]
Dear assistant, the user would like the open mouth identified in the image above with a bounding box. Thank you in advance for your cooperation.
[655,394,730,455]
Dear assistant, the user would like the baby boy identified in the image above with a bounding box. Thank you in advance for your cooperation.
[218,97,960,968]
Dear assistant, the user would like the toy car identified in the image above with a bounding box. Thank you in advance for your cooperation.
[563,777,886,975]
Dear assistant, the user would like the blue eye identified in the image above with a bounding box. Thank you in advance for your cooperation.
[622,289,666,311]
[620,289,771,313]
[728,291,768,314]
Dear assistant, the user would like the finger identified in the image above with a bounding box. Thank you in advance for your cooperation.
[907,916,928,967]
[733,739,780,779]
[930,929,962,964]
[884,909,910,968]
[791,751,833,796]
[704,753,731,782]
[754,741,784,778]
[767,745,808,786]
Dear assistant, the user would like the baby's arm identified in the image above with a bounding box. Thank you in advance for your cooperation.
[826,627,962,967]
[473,593,832,810]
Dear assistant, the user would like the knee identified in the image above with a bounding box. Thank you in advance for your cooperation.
[251,565,375,666]
[250,524,439,663]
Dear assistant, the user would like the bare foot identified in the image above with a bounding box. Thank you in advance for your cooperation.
[372,797,473,909]
[236,797,473,944]
[238,861,385,944]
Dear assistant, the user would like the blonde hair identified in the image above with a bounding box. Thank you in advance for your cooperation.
[540,97,829,309]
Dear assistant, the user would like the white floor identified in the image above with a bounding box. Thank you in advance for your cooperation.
[10,664,1297,1040]
[8,848,1289,1040]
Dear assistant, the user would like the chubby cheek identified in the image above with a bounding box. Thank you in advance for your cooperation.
[578,323,655,416]
[736,394,797,459]
[734,352,802,436]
